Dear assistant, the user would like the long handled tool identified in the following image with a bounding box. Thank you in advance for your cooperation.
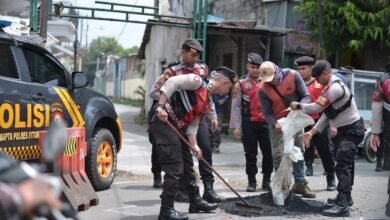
[164,119,263,214]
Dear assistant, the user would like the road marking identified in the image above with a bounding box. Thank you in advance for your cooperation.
[105,205,143,216]
[112,181,135,185]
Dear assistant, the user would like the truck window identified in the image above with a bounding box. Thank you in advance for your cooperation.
[0,43,18,79]
[22,48,67,87]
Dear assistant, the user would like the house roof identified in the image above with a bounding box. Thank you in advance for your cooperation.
[138,19,291,59]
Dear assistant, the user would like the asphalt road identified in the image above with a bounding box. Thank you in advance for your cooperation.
[78,104,389,220]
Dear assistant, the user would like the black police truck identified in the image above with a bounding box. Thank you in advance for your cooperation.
[0,29,122,190]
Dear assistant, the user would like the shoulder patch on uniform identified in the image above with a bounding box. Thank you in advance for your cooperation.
[316,96,328,107]
[314,81,322,89]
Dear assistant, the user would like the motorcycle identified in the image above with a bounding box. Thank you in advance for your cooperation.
[0,121,78,220]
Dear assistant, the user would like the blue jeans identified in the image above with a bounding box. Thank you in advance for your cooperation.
[269,126,306,183]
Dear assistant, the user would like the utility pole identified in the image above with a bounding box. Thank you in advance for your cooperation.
[318,0,324,59]
[73,22,78,72]
[39,0,49,39]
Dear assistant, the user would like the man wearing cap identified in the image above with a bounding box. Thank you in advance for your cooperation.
[295,56,336,191]
[230,53,273,192]
[258,61,316,198]
[290,60,364,217]
[150,66,237,220]
[370,62,390,217]
[150,39,224,204]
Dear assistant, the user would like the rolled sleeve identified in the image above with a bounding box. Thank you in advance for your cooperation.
[371,101,383,134]
[160,74,203,99]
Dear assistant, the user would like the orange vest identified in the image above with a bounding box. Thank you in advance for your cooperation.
[261,71,296,119]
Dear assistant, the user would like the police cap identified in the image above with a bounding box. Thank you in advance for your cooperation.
[215,66,238,84]
[182,38,203,53]
[247,53,263,66]
[294,56,315,66]
[312,60,332,78]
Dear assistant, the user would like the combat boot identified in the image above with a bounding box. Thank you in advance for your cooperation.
[262,174,271,191]
[202,180,224,203]
[376,150,383,172]
[305,163,313,176]
[322,193,350,217]
[153,173,163,188]
[291,180,316,198]
[327,192,353,206]
[159,196,188,220]
[189,187,218,213]
[326,173,336,191]
[246,175,256,192]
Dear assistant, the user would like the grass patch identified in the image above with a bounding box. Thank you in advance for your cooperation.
[111,98,143,107]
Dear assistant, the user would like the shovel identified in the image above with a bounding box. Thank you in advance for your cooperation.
[164,119,264,215]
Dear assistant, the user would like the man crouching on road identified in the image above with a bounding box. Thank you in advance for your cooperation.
[290,60,364,217]
[149,67,237,220]
[258,61,316,199]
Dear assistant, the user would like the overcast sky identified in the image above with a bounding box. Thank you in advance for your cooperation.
[70,0,155,49]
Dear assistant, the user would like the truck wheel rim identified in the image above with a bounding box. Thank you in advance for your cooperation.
[97,140,113,178]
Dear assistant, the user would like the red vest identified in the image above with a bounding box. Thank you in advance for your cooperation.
[306,79,323,120]
[171,84,211,128]
[239,78,266,122]
[164,61,208,79]
[261,71,296,120]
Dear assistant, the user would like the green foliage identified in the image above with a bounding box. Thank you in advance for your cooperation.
[294,0,390,53]
[133,85,145,101]
[84,37,139,86]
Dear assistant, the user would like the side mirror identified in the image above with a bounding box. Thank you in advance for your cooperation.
[42,121,67,163]
[72,72,88,89]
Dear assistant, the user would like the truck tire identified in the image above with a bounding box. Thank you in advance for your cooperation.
[363,133,377,163]
[86,128,117,191]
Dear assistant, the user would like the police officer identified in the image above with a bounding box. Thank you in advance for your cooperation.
[259,61,316,198]
[369,62,390,217]
[295,56,336,191]
[230,53,273,192]
[150,67,237,220]
[370,62,390,172]
[149,39,224,203]
[290,60,365,217]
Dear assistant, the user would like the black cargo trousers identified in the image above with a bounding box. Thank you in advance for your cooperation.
[149,118,198,203]
[304,125,335,174]
[331,118,364,194]
[241,121,273,178]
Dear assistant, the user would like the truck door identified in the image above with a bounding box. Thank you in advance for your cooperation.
[0,41,36,160]
[20,47,75,134]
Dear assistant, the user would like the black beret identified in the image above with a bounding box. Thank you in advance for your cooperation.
[295,56,315,66]
[247,53,263,65]
[215,66,238,84]
[183,38,203,53]
[312,60,332,78]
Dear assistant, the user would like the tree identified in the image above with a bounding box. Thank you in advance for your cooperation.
[294,0,390,69]
[84,37,138,86]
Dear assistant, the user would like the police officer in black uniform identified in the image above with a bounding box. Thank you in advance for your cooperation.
[149,39,223,204]
[291,60,365,217]
[150,67,237,220]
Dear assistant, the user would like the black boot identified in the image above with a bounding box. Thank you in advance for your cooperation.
[189,187,218,213]
[246,175,256,192]
[261,174,271,191]
[386,197,390,217]
[305,163,313,176]
[202,180,224,203]
[327,192,353,206]
[153,174,163,188]
[322,193,350,217]
[159,196,188,220]
[326,173,336,191]
[376,151,383,172]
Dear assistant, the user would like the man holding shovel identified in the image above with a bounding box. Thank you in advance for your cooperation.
[258,61,316,198]
[149,67,237,220]
[290,60,364,217]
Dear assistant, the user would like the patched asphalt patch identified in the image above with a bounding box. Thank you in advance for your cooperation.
[219,192,325,217]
